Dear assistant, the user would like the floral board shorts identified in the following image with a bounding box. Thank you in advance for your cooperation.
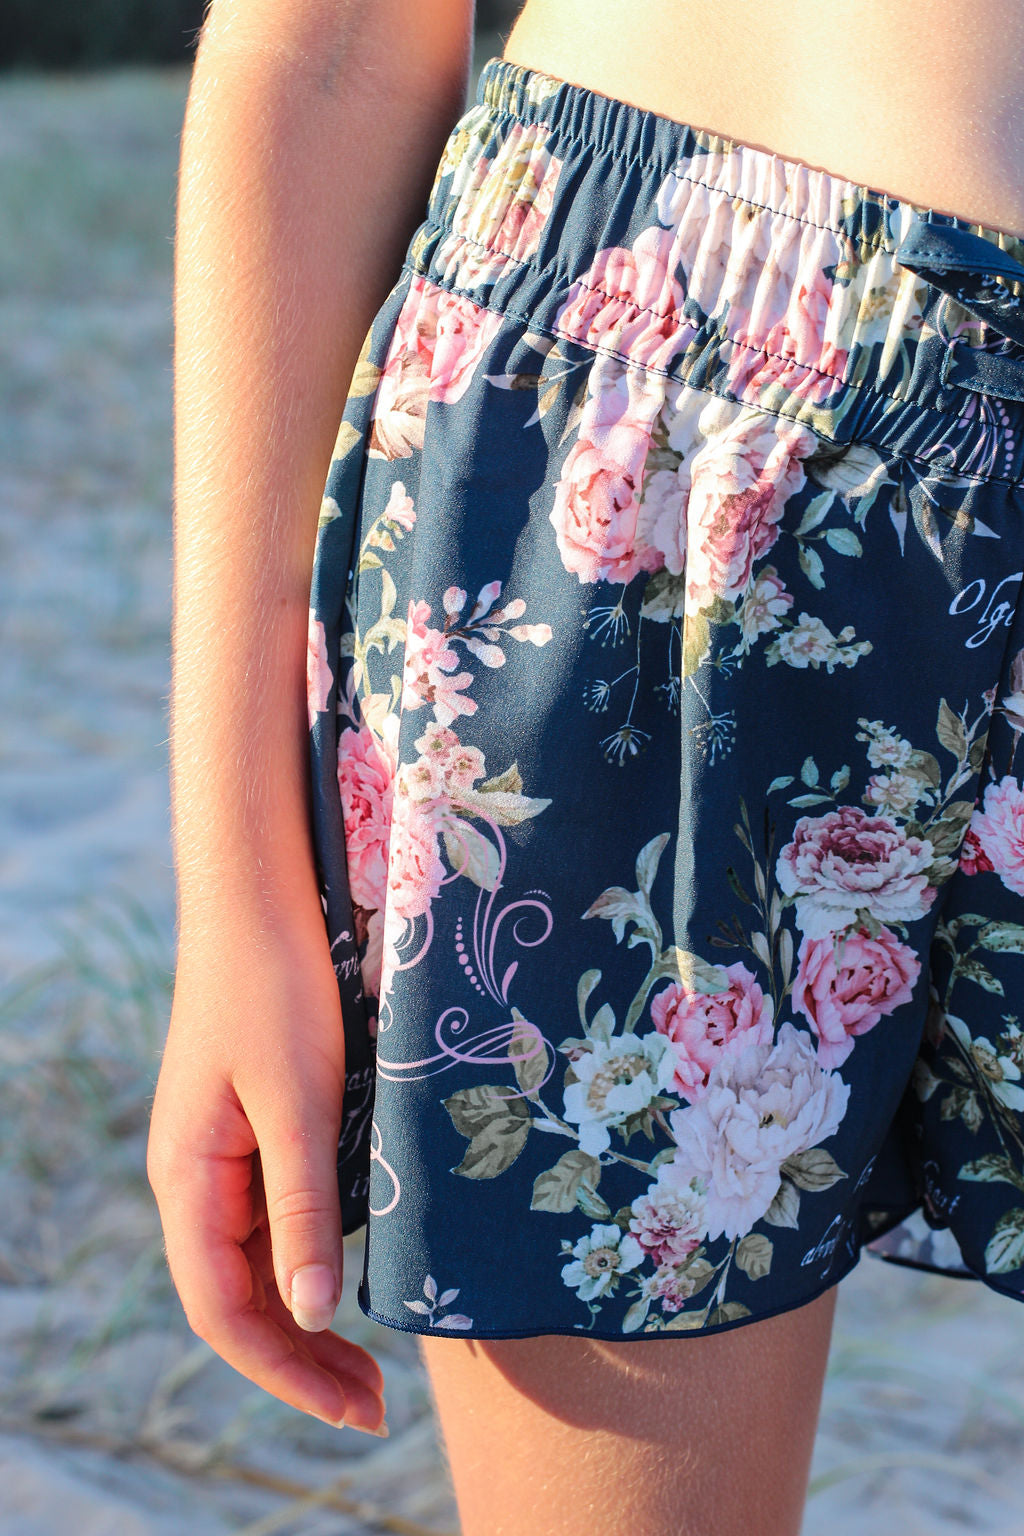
[307,55,1024,1340]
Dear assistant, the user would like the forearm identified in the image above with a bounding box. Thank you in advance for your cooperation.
[171,0,474,942]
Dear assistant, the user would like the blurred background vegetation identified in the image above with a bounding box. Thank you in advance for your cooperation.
[5,7,1024,1534]
[0,0,523,69]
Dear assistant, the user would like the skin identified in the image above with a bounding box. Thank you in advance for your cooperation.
[149,0,1018,1521]
[503,0,1024,237]
[148,0,477,1438]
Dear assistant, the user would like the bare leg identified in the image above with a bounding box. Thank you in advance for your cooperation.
[419,1283,838,1536]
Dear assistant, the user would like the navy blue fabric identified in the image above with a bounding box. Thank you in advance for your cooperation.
[307,57,1024,1339]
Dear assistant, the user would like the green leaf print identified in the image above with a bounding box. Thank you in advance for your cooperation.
[925,801,975,857]
[793,491,834,535]
[508,1014,547,1097]
[956,958,1005,996]
[707,1302,752,1326]
[763,1179,801,1229]
[960,1155,1024,1193]
[444,1085,531,1179]
[636,833,670,896]
[735,1233,774,1281]
[936,698,968,760]
[780,1148,846,1191]
[622,1298,652,1334]
[823,527,863,556]
[977,922,1024,955]
[640,569,687,621]
[442,819,501,889]
[530,1149,604,1213]
[985,1209,1024,1275]
[798,544,826,589]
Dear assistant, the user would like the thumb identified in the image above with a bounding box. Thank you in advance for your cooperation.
[251,1080,345,1332]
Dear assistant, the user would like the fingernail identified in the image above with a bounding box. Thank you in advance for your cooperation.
[290,1264,338,1331]
[311,1410,347,1430]
[363,1418,389,1438]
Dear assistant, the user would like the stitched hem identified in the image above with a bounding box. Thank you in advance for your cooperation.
[357,1253,858,1342]
[356,1203,1024,1342]
[401,261,1024,489]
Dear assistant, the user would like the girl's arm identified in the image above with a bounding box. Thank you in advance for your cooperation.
[147,0,475,1435]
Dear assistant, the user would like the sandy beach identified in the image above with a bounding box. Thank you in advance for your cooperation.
[3,43,1024,1536]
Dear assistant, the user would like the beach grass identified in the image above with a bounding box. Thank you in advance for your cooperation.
[3,41,1024,1536]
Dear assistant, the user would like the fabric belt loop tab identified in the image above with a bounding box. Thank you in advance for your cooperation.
[894,220,1024,349]
[943,343,1024,405]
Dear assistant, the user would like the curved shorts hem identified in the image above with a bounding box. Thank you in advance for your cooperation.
[356,1205,1024,1341]
[356,1251,861,1343]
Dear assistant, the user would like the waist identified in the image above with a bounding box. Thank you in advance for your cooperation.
[407,55,1024,486]
[500,0,1024,239]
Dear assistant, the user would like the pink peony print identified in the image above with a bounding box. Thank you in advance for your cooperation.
[548,356,668,585]
[628,1167,708,1268]
[635,464,689,576]
[776,804,937,939]
[387,777,446,924]
[967,775,1024,895]
[668,1022,850,1242]
[490,127,563,261]
[684,409,817,613]
[370,276,504,459]
[958,824,995,878]
[792,926,921,1068]
[337,719,395,919]
[725,276,851,410]
[307,611,332,729]
[651,961,774,1101]
[554,225,688,373]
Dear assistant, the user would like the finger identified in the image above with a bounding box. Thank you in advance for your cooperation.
[244,1066,346,1335]
[151,1083,382,1430]
[255,1250,386,1430]
[242,1223,385,1397]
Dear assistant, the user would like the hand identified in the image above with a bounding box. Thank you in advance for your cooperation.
[147,918,387,1436]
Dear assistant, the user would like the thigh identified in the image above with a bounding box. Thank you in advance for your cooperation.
[419,1284,838,1536]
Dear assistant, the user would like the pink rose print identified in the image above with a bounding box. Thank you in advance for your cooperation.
[403,599,477,727]
[442,120,563,284]
[635,464,688,577]
[684,408,817,613]
[777,805,937,940]
[481,122,563,262]
[548,356,668,585]
[967,774,1024,895]
[651,961,774,1100]
[554,224,688,373]
[792,926,921,1068]
[387,778,446,924]
[725,269,851,409]
[370,276,504,459]
[628,1166,707,1269]
[337,719,395,919]
[307,611,332,729]
[337,719,396,999]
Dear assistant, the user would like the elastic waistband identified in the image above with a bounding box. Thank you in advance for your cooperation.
[477,56,1024,257]
[408,55,1024,486]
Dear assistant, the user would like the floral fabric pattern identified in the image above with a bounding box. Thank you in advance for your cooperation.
[308,57,1024,1337]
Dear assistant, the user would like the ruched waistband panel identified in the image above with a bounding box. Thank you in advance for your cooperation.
[403,56,1024,486]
